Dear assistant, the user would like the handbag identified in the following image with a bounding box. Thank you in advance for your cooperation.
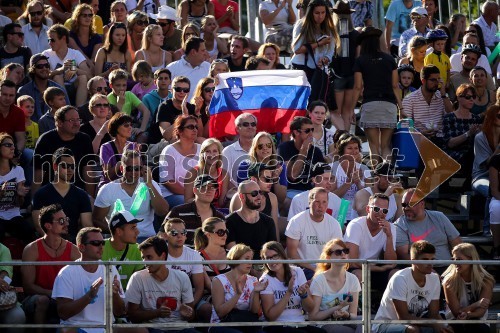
[222,308,259,323]
[304,43,330,103]
[0,288,17,311]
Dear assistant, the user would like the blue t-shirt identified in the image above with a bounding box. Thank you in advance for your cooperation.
[385,0,422,41]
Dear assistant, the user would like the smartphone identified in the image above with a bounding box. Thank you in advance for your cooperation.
[156,296,177,310]
[317,35,329,42]
[342,294,353,302]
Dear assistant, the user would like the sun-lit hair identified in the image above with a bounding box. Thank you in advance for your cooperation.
[197,137,223,172]
[249,132,278,164]
[257,43,282,68]
[194,217,226,250]
[141,24,162,50]
[315,239,349,276]
[70,4,95,36]
[227,243,253,269]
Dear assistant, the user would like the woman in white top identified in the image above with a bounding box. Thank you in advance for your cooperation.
[200,15,228,61]
[135,24,172,72]
[442,243,494,333]
[309,239,361,333]
[307,101,336,162]
[259,0,296,53]
[259,241,325,333]
[159,115,201,208]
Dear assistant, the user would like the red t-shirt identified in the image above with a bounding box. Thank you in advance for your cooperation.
[0,105,25,136]
[211,0,239,29]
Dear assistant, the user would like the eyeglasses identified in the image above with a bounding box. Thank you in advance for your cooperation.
[183,124,198,130]
[260,176,276,183]
[327,248,350,256]
[48,38,56,43]
[402,202,420,208]
[59,162,75,170]
[29,10,43,16]
[9,32,24,37]
[297,128,313,134]
[212,59,228,64]
[370,205,389,214]
[239,121,257,128]
[173,87,190,93]
[0,143,14,148]
[93,103,110,108]
[125,165,141,172]
[263,254,280,261]
[136,20,149,26]
[64,118,82,124]
[121,122,132,128]
[212,229,229,237]
[244,190,263,197]
[257,142,272,150]
[158,22,169,27]
[459,94,476,100]
[168,229,188,237]
[85,240,106,247]
[80,13,93,18]
[411,14,423,20]
[35,63,50,69]
[95,86,108,93]
[53,217,70,225]
[203,87,215,93]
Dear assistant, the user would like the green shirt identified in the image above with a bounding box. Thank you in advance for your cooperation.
[102,239,144,289]
[107,91,142,116]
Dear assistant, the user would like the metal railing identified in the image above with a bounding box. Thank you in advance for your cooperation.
[1,259,499,332]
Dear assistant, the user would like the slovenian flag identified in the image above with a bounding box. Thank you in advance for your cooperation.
[208,70,311,138]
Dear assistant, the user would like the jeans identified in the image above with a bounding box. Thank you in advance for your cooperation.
[165,194,185,209]
[20,148,33,186]
[472,177,491,232]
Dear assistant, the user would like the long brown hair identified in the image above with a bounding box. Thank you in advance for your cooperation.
[482,105,500,150]
[0,132,16,168]
[194,217,225,250]
[260,241,293,287]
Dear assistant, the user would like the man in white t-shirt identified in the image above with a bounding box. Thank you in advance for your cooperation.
[52,227,126,333]
[286,187,343,280]
[373,240,451,333]
[288,162,341,221]
[158,218,205,310]
[42,24,92,107]
[345,193,397,289]
[126,236,200,333]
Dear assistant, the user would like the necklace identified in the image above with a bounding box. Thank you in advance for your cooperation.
[43,237,63,254]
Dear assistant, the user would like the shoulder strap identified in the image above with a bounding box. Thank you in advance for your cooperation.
[304,43,318,68]
[200,249,220,275]
[323,127,327,154]
[115,244,129,270]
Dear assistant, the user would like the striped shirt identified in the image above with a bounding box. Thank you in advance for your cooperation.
[402,88,445,137]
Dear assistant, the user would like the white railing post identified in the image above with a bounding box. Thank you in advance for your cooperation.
[362,261,371,333]
[105,263,114,333]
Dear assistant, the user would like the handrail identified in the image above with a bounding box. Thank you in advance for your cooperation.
[2,258,499,332]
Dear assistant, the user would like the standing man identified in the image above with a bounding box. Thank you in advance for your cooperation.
[22,0,50,55]
[384,0,422,56]
[52,227,126,332]
[0,23,32,70]
[21,204,80,333]
[224,36,249,72]
[472,1,499,49]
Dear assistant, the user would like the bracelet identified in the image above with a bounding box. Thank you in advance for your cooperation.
[299,292,308,299]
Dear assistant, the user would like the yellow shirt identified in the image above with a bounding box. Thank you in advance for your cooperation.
[25,121,39,149]
[424,51,451,84]
[64,15,104,36]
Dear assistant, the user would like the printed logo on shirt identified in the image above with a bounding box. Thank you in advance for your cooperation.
[306,236,326,245]
[0,178,18,211]
[410,227,435,243]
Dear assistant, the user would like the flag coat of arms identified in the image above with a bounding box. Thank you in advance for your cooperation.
[208,70,311,138]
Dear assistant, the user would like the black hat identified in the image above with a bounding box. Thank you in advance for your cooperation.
[373,162,401,177]
[30,53,49,67]
[247,162,276,178]
[109,211,143,231]
[461,43,482,56]
[357,26,383,45]
[194,174,218,188]
[309,162,332,179]
[331,1,355,14]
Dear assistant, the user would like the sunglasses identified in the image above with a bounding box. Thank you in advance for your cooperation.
[0,143,14,148]
[10,32,24,37]
[80,13,93,18]
[136,20,149,26]
[85,240,106,247]
[168,229,188,237]
[402,202,418,208]
[370,205,389,214]
[460,95,476,100]
[257,142,272,150]
[48,38,56,43]
[183,124,198,130]
[244,190,263,197]
[93,103,110,108]
[203,87,215,93]
[212,229,229,237]
[298,128,313,134]
[53,217,70,225]
[240,121,257,128]
[212,59,228,64]
[328,248,350,256]
[411,14,423,20]
[122,122,132,128]
[158,22,169,27]
[29,10,43,16]
[35,63,50,69]
[260,176,276,183]
[173,87,190,93]
[426,78,439,82]
[125,165,141,172]
[198,183,219,190]
[95,86,108,93]
[59,162,75,170]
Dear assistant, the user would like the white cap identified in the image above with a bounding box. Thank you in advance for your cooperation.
[411,7,429,16]
[151,5,180,21]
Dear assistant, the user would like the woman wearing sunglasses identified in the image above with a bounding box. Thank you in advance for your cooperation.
[259,241,324,333]
[94,22,132,78]
[98,112,139,190]
[191,77,216,138]
[127,11,149,61]
[68,4,102,66]
[210,243,268,333]
[80,94,113,154]
[193,217,231,321]
[309,239,361,333]
[0,133,33,243]
[160,115,201,208]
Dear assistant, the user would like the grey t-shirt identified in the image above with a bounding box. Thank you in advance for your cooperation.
[395,210,460,265]
[472,131,492,182]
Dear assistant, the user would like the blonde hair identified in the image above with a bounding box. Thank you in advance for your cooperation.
[194,217,225,250]
[315,239,349,276]
[70,4,95,36]
[249,132,278,163]
[131,60,153,81]
[17,95,34,106]
[227,244,253,268]
[197,138,223,172]
[442,243,495,302]
[141,24,162,50]
[257,43,281,67]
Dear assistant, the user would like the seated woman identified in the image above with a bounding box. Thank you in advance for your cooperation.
[127,11,149,62]
[160,115,201,208]
[103,0,128,37]
[94,22,132,78]
[257,43,286,69]
[210,243,267,333]
[259,0,296,53]
[184,138,229,207]
[178,0,215,28]
[309,239,361,333]
[209,58,229,77]
[469,66,496,117]
[79,94,113,154]
[0,63,24,87]
[134,24,172,74]
[191,77,215,138]
[442,243,494,333]
[194,217,231,321]
[398,36,427,90]
[200,15,228,61]
[174,23,201,61]
[259,241,324,333]
[489,153,500,259]
[68,4,102,69]
[211,0,240,34]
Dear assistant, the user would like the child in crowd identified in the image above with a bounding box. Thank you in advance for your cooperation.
[38,87,68,135]
[107,69,150,143]
[17,95,38,150]
[131,60,157,100]
[424,29,451,88]
[398,64,417,98]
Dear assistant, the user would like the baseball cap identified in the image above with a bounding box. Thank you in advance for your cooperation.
[411,7,428,16]
[109,211,143,231]
[30,53,49,67]
[194,174,218,188]
[310,162,332,179]
[373,162,402,177]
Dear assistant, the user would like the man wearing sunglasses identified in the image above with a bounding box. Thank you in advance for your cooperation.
[0,23,32,71]
[21,204,80,330]
[286,187,343,280]
[398,7,429,58]
[155,5,183,52]
[21,1,50,54]
[158,218,205,313]
[345,193,397,288]
[52,227,126,332]
[166,174,225,246]
[395,188,461,275]
[277,116,325,199]
[32,147,93,243]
